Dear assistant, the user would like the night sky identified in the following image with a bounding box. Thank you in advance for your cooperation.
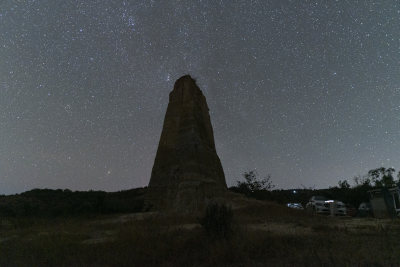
[1,1,399,195]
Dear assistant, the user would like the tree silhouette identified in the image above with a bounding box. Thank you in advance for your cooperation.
[236,170,274,194]
[368,167,396,187]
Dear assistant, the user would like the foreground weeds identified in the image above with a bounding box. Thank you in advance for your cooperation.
[1,212,400,266]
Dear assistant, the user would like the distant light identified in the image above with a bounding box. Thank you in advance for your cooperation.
[293,190,297,194]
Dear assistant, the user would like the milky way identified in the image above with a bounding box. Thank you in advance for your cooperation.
[1,1,399,194]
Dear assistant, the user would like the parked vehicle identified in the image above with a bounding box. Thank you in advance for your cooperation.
[358,202,372,217]
[306,196,347,215]
[306,196,329,214]
[287,203,304,210]
[345,204,357,217]
[330,200,347,216]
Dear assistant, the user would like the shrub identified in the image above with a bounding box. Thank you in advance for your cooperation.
[235,170,275,197]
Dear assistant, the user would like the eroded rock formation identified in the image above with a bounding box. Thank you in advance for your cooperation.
[147,75,227,211]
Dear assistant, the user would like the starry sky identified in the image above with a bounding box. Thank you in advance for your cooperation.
[1,0,399,195]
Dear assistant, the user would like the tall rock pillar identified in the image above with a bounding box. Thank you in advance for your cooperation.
[147,75,227,211]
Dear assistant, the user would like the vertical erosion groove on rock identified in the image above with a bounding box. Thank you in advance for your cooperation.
[147,75,227,211]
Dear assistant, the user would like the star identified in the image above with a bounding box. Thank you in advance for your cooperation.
[0,0,398,194]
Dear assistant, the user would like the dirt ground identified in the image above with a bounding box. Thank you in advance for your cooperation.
[1,203,400,266]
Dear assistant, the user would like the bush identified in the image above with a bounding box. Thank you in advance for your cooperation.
[199,202,233,240]
[235,170,274,197]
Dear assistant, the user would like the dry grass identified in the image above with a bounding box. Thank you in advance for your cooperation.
[1,205,400,266]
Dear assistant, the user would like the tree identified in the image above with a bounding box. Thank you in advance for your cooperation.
[382,168,396,187]
[236,170,275,193]
[353,175,371,187]
[338,180,350,189]
[368,167,396,187]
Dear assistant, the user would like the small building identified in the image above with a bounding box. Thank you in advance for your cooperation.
[368,186,400,218]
